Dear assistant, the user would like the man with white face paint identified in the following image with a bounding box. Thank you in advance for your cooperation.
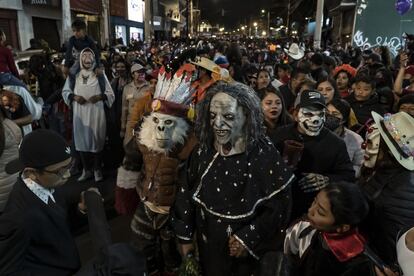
[173,81,294,275]
[270,90,355,222]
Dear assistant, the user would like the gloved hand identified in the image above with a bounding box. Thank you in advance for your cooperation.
[298,173,329,193]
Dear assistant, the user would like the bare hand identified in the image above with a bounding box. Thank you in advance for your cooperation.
[88,95,103,104]
[374,266,399,276]
[229,235,247,258]
[74,95,87,105]
[94,67,104,76]
[78,187,103,213]
[63,66,69,77]
[400,52,409,68]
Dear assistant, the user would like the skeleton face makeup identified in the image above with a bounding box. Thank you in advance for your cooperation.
[210,92,247,156]
[362,125,381,168]
[297,107,326,136]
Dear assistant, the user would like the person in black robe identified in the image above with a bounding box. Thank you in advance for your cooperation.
[172,81,294,276]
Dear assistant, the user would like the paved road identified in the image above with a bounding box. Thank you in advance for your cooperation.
[55,169,133,264]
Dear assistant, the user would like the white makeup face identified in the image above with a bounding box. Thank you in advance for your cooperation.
[363,126,381,168]
[297,107,326,136]
[210,92,246,153]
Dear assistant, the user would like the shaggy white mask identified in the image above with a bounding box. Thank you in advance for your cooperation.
[297,107,325,136]
[210,92,247,156]
[139,112,189,153]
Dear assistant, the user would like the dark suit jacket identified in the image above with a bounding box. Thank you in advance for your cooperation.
[0,178,80,275]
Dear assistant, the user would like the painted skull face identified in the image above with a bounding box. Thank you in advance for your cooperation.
[152,113,178,149]
[362,125,381,168]
[297,107,326,136]
[210,92,246,155]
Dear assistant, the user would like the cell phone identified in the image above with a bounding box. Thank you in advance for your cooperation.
[363,246,387,272]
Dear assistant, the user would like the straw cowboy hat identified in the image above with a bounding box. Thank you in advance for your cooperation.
[371,111,414,171]
[191,56,233,82]
[284,43,305,60]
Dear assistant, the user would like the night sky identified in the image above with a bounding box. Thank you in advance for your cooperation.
[198,0,269,29]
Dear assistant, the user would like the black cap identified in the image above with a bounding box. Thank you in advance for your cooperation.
[298,90,326,109]
[6,129,71,174]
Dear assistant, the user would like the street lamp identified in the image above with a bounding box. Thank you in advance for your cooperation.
[262,31,266,36]
[261,9,265,14]
[241,26,245,30]
[253,22,258,27]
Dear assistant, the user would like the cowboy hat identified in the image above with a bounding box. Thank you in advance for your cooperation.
[371,111,414,171]
[284,43,304,60]
[191,56,221,74]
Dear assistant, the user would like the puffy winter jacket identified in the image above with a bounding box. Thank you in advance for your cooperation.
[0,119,22,212]
[361,168,414,264]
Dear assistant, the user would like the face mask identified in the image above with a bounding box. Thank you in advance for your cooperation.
[325,114,342,132]
[210,92,246,156]
[362,125,381,168]
[297,107,326,136]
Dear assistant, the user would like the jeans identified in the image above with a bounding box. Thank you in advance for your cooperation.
[0,72,26,88]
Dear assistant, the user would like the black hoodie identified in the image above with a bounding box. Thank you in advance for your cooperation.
[345,92,385,125]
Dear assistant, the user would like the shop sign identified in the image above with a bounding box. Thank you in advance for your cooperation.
[23,0,59,7]
[128,0,145,23]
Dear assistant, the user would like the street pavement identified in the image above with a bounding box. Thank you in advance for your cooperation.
[55,169,133,264]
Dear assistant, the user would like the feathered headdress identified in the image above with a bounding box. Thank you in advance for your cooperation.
[152,48,198,120]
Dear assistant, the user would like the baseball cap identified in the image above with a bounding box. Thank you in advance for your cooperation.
[131,63,145,73]
[6,129,71,174]
[297,90,326,109]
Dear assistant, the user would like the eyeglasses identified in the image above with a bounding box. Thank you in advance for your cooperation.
[42,163,71,178]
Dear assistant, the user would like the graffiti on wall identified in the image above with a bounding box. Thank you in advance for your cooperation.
[353,30,402,55]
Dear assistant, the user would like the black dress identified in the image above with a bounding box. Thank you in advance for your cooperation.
[172,141,294,276]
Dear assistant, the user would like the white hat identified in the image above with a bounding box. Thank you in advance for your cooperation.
[284,43,304,60]
[131,63,144,73]
[371,111,414,171]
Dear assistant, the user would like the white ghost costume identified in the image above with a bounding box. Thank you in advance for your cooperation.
[63,48,115,152]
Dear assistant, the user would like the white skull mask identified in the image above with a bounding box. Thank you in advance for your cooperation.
[363,125,381,168]
[297,107,326,136]
[210,92,247,156]
[139,112,189,153]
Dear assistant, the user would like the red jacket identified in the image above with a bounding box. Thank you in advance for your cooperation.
[0,46,19,77]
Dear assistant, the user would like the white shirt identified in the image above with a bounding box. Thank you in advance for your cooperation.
[22,177,55,204]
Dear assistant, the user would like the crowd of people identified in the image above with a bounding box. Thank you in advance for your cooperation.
[0,18,414,276]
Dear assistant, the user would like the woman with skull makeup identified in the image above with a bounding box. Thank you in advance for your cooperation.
[359,111,414,266]
[270,90,355,223]
[172,81,294,276]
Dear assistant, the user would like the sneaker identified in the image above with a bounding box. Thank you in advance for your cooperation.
[77,170,93,182]
[94,170,104,182]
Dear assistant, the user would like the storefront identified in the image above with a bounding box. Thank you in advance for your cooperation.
[0,0,22,49]
[110,0,145,45]
[70,0,102,47]
[20,0,62,51]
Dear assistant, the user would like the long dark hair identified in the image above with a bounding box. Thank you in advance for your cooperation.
[196,81,266,152]
[324,181,369,227]
[257,86,293,127]
[316,76,340,103]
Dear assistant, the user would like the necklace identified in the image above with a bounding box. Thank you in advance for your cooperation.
[81,74,89,84]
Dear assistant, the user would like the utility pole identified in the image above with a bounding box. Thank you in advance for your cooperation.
[186,0,190,37]
[286,0,291,34]
[267,11,270,37]
[61,0,72,44]
[314,0,324,49]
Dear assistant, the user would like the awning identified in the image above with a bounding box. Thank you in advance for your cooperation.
[70,0,102,15]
